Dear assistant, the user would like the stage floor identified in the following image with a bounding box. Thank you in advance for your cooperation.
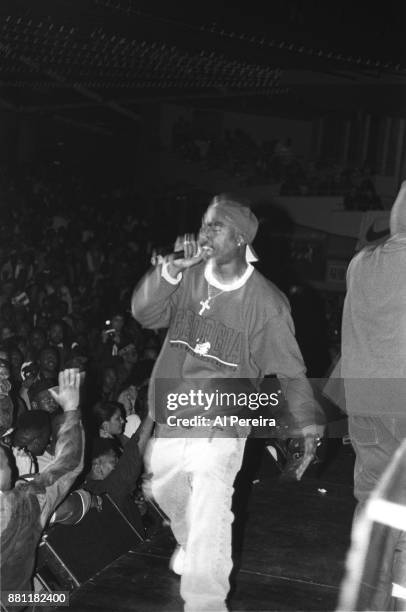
[69,441,356,612]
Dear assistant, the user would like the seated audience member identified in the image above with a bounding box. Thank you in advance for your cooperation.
[38,346,59,384]
[0,369,84,607]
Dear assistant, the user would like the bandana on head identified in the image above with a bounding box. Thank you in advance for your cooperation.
[208,195,259,262]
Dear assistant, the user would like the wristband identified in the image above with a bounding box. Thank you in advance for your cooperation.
[162,261,182,285]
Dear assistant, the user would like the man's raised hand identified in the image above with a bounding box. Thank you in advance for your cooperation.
[49,368,81,412]
[167,233,203,272]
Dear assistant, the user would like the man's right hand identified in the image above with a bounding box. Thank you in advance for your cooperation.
[165,233,203,277]
[49,368,81,412]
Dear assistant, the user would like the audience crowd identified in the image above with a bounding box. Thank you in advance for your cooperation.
[0,161,168,597]
[172,119,383,207]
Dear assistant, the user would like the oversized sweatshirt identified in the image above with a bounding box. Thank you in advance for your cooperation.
[342,235,406,424]
[341,181,406,425]
[0,410,84,601]
[132,260,323,433]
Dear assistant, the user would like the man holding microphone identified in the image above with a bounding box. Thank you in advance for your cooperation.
[132,194,324,611]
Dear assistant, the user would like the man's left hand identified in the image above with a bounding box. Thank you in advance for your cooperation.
[301,423,325,440]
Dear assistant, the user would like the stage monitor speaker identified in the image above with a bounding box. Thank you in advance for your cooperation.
[36,493,145,591]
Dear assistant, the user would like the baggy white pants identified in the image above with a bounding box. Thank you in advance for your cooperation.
[144,435,246,611]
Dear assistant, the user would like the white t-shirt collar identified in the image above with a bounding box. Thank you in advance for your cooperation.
[204,259,254,291]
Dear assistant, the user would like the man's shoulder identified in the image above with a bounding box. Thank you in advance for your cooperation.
[247,268,291,321]
[348,241,390,276]
[0,484,41,531]
[250,268,290,307]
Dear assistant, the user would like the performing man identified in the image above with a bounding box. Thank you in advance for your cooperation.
[131,194,324,611]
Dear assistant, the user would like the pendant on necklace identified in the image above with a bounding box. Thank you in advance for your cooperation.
[199,298,211,315]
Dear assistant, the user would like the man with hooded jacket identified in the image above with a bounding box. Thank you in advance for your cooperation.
[340,181,406,609]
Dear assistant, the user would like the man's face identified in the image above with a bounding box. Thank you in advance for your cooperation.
[120,344,138,364]
[14,428,50,456]
[40,349,58,374]
[30,330,46,352]
[199,208,240,265]
[10,349,23,373]
[32,390,59,414]
[104,409,124,436]
[49,323,64,345]
[103,368,117,391]
[92,450,118,480]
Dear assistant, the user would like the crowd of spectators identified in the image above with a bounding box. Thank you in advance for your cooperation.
[172,119,383,208]
[172,118,296,185]
[0,161,171,597]
[280,160,383,209]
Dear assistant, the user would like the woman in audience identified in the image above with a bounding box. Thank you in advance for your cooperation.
[91,400,127,451]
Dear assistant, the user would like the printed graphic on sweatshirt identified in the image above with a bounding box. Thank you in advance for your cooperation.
[168,308,242,370]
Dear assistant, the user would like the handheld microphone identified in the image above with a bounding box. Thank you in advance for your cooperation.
[173,250,186,260]
[155,246,202,260]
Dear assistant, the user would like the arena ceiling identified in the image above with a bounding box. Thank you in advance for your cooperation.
[0,0,405,132]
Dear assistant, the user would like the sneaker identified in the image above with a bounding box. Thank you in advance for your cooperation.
[169,545,186,575]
